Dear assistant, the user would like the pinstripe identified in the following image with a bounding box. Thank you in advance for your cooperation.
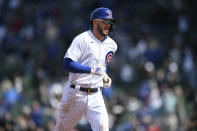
[69,88,77,129]
[63,87,71,130]
[67,88,76,129]
[56,88,90,131]
[55,87,69,131]
[64,87,70,130]
[55,87,109,131]
[60,87,69,130]
[76,91,86,121]
[66,88,74,129]
[74,90,81,123]
[85,91,109,131]
[63,87,70,130]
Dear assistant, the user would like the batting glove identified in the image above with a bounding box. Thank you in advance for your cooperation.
[103,73,112,88]
[91,64,106,76]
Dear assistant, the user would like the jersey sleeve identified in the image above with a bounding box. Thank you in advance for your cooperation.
[63,58,91,73]
[64,35,85,62]
[112,39,118,54]
[114,42,118,54]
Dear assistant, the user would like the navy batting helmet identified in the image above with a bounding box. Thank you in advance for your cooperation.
[90,7,115,31]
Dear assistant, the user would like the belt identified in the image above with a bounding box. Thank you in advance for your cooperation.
[70,84,100,94]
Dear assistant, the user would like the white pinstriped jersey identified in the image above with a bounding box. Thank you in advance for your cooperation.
[64,30,117,88]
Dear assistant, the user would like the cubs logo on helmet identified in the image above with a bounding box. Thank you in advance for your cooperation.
[90,7,115,21]
[107,11,112,18]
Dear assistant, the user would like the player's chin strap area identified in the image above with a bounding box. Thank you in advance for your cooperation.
[70,84,101,94]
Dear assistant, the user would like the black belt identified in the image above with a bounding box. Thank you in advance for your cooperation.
[70,84,100,94]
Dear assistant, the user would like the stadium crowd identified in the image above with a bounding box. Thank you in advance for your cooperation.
[0,0,197,130]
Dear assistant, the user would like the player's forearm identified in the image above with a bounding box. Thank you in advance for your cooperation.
[63,58,91,73]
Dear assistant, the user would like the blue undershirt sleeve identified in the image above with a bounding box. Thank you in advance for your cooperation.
[63,58,91,73]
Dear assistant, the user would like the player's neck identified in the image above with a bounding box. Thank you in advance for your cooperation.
[92,29,105,41]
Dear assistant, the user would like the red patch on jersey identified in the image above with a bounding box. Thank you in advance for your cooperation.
[106,53,112,64]
[105,51,113,65]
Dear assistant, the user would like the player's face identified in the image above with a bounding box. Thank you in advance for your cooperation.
[96,19,112,36]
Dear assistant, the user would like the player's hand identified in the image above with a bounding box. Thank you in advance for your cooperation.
[103,73,112,88]
[91,64,106,76]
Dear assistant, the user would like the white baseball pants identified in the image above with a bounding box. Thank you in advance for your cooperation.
[54,82,109,131]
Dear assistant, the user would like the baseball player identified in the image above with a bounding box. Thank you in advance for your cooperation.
[54,7,117,131]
